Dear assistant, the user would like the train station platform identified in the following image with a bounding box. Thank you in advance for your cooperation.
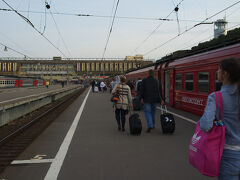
[0,84,80,103]
[0,88,215,180]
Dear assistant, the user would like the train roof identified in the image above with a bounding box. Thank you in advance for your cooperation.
[156,39,240,66]
[125,63,155,74]
[156,27,240,65]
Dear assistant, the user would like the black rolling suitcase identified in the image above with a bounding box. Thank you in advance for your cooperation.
[133,97,141,111]
[160,105,175,134]
[129,113,142,135]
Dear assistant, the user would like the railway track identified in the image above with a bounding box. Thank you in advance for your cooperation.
[0,87,85,173]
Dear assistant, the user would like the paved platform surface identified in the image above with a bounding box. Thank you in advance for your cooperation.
[0,88,216,180]
[0,84,80,103]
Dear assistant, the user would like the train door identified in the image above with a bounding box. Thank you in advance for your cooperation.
[15,80,19,87]
[19,80,23,87]
[164,70,170,104]
[169,69,174,106]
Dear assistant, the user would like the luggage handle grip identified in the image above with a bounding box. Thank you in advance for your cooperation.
[160,105,168,114]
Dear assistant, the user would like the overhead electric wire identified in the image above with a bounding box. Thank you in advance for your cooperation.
[1,0,68,57]
[134,0,185,53]
[42,0,47,34]
[0,42,31,58]
[0,31,32,55]
[144,0,240,56]
[166,23,240,59]
[108,0,117,29]
[102,0,120,60]
[0,8,213,23]
[27,0,30,18]
[49,9,72,57]
[226,5,240,18]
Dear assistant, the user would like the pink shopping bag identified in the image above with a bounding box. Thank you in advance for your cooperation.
[188,91,225,177]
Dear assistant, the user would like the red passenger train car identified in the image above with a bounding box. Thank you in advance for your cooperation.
[126,42,240,116]
[0,77,45,88]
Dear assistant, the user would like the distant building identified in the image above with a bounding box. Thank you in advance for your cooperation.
[125,54,144,61]
[214,18,228,38]
[0,57,153,80]
[53,56,62,61]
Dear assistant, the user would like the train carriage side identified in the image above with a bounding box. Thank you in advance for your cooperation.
[126,65,155,84]
[159,43,240,116]
[0,77,17,88]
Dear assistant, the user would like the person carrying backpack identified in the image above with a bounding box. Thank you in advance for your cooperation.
[112,76,133,132]
[199,58,240,180]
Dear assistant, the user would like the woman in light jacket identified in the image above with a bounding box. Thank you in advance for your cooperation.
[199,58,240,180]
[112,76,132,131]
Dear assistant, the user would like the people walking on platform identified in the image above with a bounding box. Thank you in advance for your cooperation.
[112,76,132,132]
[91,80,95,92]
[61,81,64,88]
[199,58,240,180]
[139,70,164,133]
[126,80,134,91]
[100,81,106,92]
[45,81,49,88]
[96,81,100,92]
[136,78,142,97]
[110,76,120,93]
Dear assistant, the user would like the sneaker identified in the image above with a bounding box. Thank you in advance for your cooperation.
[122,128,125,132]
[118,126,121,131]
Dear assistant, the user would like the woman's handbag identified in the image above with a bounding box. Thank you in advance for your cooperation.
[111,85,120,103]
[111,92,119,103]
[188,91,225,177]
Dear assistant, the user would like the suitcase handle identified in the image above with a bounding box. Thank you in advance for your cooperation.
[160,105,168,114]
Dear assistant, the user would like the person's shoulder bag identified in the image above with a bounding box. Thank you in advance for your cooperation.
[111,84,120,103]
[188,91,225,177]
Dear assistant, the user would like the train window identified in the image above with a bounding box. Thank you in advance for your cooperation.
[185,73,194,91]
[198,72,209,93]
[215,71,222,91]
[175,74,182,90]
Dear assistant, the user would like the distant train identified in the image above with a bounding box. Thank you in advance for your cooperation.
[126,42,240,116]
[0,76,45,88]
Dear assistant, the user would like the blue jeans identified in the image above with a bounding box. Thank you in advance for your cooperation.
[219,149,240,180]
[144,103,156,128]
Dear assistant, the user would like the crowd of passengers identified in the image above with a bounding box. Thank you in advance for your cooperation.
[90,58,240,180]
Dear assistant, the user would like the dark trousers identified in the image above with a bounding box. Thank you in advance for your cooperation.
[115,109,127,129]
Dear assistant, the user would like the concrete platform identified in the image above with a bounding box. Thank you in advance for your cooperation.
[0,84,80,103]
[0,88,216,180]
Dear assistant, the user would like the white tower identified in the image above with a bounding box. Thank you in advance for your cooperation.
[214,18,228,38]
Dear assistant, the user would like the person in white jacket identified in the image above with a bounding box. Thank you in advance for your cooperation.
[100,81,106,92]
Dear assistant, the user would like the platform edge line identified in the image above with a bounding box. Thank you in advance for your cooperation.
[44,88,91,180]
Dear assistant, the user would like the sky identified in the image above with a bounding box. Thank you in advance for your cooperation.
[0,0,239,60]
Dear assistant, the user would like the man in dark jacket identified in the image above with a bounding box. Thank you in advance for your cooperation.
[91,80,95,92]
[140,69,164,132]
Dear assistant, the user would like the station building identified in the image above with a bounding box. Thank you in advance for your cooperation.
[0,55,153,80]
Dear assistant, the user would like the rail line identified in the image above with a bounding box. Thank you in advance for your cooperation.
[0,87,85,173]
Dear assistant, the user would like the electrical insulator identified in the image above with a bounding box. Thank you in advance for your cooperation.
[46,3,50,9]
[174,6,179,12]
